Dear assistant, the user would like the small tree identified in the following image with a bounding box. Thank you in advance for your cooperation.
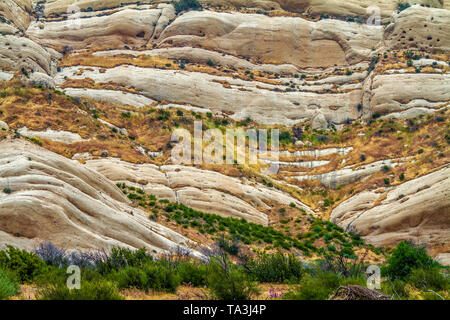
[382,241,438,280]
[206,249,259,300]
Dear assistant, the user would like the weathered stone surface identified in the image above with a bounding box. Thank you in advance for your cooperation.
[63,88,155,108]
[384,5,450,52]
[84,159,314,225]
[28,71,56,88]
[27,8,165,50]
[0,35,53,74]
[17,126,86,144]
[331,166,450,260]
[93,47,300,75]
[159,10,382,67]
[363,73,450,118]
[0,138,202,256]
[55,65,362,126]
[0,0,32,30]
[294,158,407,188]
[0,121,9,130]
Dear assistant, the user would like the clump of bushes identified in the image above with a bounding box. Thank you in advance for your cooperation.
[247,252,304,283]
[207,252,259,300]
[381,241,439,280]
[0,246,48,283]
[174,0,202,14]
[38,281,123,300]
[0,269,19,300]
[397,2,411,12]
[111,262,180,293]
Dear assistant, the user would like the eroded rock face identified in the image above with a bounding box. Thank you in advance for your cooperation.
[54,65,362,126]
[0,138,202,256]
[384,5,450,52]
[84,158,315,226]
[0,35,53,74]
[27,8,163,50]
[331,166,450,259]
[363,73,450,118]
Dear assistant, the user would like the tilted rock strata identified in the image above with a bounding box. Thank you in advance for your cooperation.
[384,6,450,52]
[85,158,315,225]
[0,138,202,257]
[0,0,32,31]
[54,65,362,126]
[159,10,382,67]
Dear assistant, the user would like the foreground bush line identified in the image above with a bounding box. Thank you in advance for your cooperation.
[0,241,448,300]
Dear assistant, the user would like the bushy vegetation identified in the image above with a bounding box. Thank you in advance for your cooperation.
[246,252,304,283]
[207,251,260,300]
[121,184,366,258]
[173,0,202,14]
[111,262,180,293]
[397,2,411,12]
[284,272,365,300]
[0,269,19,300]
[0,240,448,300]
[381,241,439,280]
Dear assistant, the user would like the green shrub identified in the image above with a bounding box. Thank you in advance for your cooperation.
[284,272,341,300]
[407,267,449,291]
[381,279,409,299]
[397,2,411,12]
[381,241,438,280]
[177,262,207,286]
[0,246,48,283]
[112,266,148,291]
[247,252,304,283]
[0,269,19,300]
[97,247,153,274]
[38,281,123,300]
[207,254,259,300]
[112,262,180,293]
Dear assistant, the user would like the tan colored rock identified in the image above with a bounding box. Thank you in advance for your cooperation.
[331,166,450,261]
[27,8,162,50]
[17,126,86,144]
[159,10,382,67]
[294,158,407,188]
[0,35,53,74]
[93,47,300,75]
[0,121,9,130]
[63,88,155,108]
[42,0,157,15]
[28,71,56,88]
[0,0,32,30]
[364,73,450,118]
[384,5,450,52]
[0,138,202,257]
[84,159,314,225]
[55,65,362,126]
